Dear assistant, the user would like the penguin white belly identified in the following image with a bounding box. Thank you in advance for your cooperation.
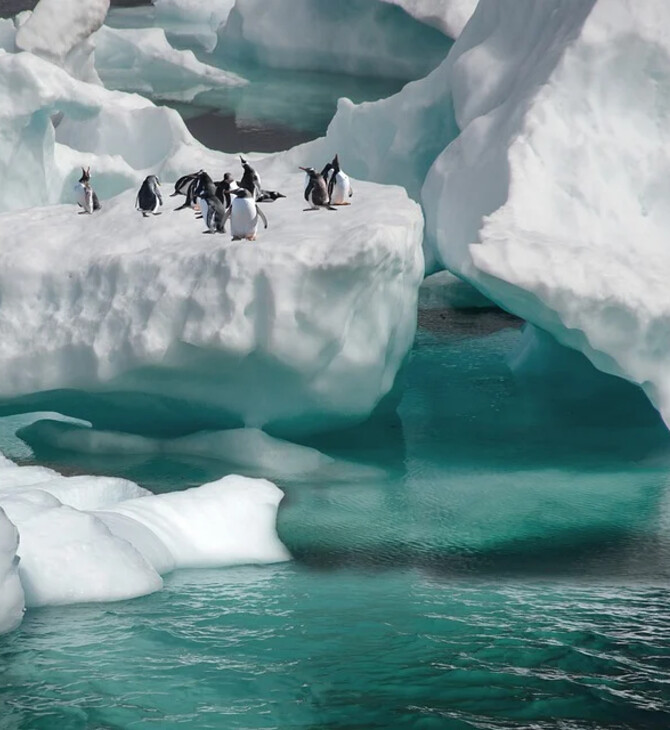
[231,198,258,238]
[199,197,209,224]
[150,194,160,213]
[74,182,90,211]
[331,172,351,204]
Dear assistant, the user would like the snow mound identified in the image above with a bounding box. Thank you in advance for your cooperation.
[216,0,452,80]
[94,24,247,101]
[0,508,24,635]
[379,0,478,38]
[0,455,289,618]
[15,0,109,83]
[0,174,423,436]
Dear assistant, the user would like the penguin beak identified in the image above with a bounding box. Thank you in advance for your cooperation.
[299,167,308,172]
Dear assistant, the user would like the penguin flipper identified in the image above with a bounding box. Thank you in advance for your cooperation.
[304,180,313,203]
[256,206,268,229]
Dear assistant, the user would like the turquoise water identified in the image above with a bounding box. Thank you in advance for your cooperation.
[2,311,670,728]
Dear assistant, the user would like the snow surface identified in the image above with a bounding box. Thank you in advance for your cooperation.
[379,0,478,38]
[215,0,452,80]
[0,454,289,616]
[94,25,247,101]
[0,506,24,635]
[0,176,423,436]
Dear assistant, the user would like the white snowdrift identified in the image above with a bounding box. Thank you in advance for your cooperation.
[94,25,247,101]
[0,454,289,617]
[0,175,423,436]
[379,0,478,38]
[215,0,452,80]
[0,507,24,635]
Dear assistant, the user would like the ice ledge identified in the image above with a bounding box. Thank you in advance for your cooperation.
[0,173,424,436]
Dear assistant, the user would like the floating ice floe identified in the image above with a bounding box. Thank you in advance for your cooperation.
[0,505,24,635]
[0,453,289,629]
[0,175,423,436]
[215,0,452,80]
[93,25,247,102]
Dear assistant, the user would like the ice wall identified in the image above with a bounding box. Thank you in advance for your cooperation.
[215,0,452,80]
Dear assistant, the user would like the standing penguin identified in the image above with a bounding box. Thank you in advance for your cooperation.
[222,188,268,241]
[74,167,101,214]
[195,171,227,233]
[300,167,336,211]
[239,156,262,199]
[327,154,353,205]
[215,172,234,208]
[135,175,163,217]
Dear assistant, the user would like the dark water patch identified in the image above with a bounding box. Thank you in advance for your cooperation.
[418,307,523,337]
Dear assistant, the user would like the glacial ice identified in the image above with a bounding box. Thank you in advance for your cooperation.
[93,25,247,101]
[215,0,452,81]
[0,454,289,616]
[0,507,24,635]
[153,0,235,52]
[379,0,478,38]
[15,0,109,83]
[0,177,423,435]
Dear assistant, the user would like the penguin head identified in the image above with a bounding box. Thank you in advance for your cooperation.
[146,174,160,186]
[331,154,340,173]
[233,188,252,198]
[79,166,91,184]
[223,172,233,181]
[240,156,251,170]
[299,166,318,178]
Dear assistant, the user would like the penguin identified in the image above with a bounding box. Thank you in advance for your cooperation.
[215,172,234,208]
[74,167,101,214]
[170,171,201,211]
[300,167,336,211]
[327,154,353,205]
[135,175,163,217]
[221,188,268,241]
[195,171,227,233]
[256,189,286,203]
[239,156,262,199]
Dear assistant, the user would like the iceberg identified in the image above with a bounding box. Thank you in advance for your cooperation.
[215,0,452,81]
[153,0,235,52]
[93,25,247,102]
[0,454,289,619]
[0,176,423,436]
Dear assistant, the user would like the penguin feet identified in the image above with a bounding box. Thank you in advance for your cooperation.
[142,212,149,218]
[326,206,337,211]
[334,202,351,206]
[247,235,256,241]
[152,212,162,216]
[232,236,242,241]
[303,208,319,212]
[202,230,214,234]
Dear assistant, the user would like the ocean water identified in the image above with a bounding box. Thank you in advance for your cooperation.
[2,311,670,728]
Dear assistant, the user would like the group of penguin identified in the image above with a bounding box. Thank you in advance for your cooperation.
[74,153,353,242]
